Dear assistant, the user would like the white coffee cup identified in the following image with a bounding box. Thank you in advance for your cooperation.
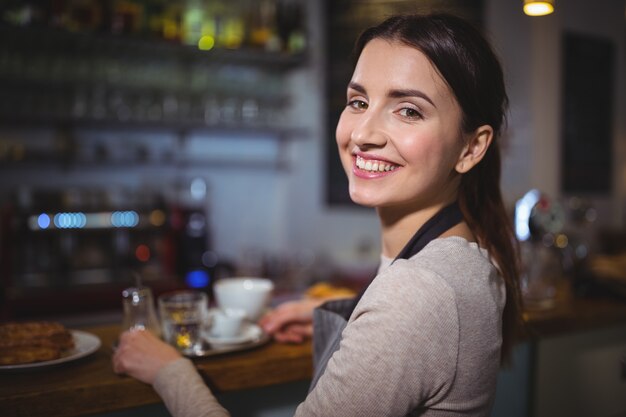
[210,308,246,338]
[213,277,274,321]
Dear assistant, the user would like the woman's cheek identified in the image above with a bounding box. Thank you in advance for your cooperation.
[335,113,354,172]
[335,111,351,147]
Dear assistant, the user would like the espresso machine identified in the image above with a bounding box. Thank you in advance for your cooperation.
[0,185,224,319]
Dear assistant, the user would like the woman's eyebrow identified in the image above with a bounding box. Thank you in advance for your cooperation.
[347,81,367,95]
[388,88,436,108]
[347,82,436,108]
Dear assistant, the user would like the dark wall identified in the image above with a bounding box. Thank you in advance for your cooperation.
[561,32,615,195]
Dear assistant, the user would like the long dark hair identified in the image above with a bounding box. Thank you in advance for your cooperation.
[354,13,521,364]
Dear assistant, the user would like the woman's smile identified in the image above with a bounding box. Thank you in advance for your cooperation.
[353,154,400,178]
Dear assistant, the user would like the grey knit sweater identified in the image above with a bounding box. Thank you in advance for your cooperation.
[153,236,505,417]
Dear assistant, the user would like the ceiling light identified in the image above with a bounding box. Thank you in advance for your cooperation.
[524,0,555,16]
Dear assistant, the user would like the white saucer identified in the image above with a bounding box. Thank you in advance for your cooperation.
[203,322,264,345]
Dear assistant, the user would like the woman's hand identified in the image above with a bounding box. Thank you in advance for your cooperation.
[112,329,181,385]
[258,298,325,344]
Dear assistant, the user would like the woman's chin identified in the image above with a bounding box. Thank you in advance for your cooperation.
[348,190,381,208]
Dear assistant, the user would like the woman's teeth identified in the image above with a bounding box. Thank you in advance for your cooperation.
[356,156,398,172]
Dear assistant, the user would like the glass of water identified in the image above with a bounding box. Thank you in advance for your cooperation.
[158,291,208,354]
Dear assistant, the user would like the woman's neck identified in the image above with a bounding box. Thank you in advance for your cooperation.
[377,203,448,258]
[377,200,476,258]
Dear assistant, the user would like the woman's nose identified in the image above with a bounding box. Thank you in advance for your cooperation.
[350,112,387,147]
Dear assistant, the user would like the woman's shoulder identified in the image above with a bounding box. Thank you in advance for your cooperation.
[360,251,459,320]
[365,236,502,313]
[410,236,497,278]
[380,236,494,277]
[420,235,490,259]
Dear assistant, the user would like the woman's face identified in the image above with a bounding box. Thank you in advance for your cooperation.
[336,39,466,212]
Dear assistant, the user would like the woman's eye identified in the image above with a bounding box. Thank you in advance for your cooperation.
[347,100,368,110]
[399,107,422,119]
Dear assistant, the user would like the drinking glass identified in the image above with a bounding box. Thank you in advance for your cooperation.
[121,286,161,336]
[158,291,208,354]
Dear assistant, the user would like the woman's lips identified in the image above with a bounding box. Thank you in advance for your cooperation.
[352,155,400,178]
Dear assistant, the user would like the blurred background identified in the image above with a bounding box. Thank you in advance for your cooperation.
[0,0,625,315]
[0,0,625,416]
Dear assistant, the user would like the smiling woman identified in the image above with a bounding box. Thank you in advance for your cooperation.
[112,13,521,417]
[343,13,521,361]
[336,39,473,215]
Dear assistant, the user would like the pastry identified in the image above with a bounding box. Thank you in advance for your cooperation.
[0,321,75,365]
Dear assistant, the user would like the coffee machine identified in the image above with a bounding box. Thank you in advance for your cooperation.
[0,186,224,319]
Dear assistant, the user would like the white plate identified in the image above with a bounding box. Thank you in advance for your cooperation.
[203,322,264,345]
[0,330,101,371]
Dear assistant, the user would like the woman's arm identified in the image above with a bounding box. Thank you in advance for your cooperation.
[112,330,230,417]
[260,283,357,344]
[112,329,181,384]
[259,298,326,343]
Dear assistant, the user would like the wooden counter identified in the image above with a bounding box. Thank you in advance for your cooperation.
[1,293,625,417]
[523,285,626,338]
[0,324,313,417]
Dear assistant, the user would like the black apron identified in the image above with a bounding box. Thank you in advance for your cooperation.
[310,202,464,391]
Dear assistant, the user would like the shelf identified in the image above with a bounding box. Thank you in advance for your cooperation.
[0,24,308,70]
[0,1,313,180]
[0,120,309,172]
[0,115,308,138]
[0,158,290,172]
[0,22,308,133]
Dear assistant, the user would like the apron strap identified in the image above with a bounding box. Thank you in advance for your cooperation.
[396,202,464,260]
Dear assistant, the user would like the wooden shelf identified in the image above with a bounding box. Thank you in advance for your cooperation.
[0,24,308,71]
[0,23,308,134]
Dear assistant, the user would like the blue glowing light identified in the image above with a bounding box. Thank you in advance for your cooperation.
[111,211,139,228]
[37,214,50,229]
[53,212,87,229]
[185,270,210,289]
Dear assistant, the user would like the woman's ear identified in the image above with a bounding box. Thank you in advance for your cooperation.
[455,125,494,174]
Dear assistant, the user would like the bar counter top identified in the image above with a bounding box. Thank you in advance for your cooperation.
[1,292,625,417]
[522,285,626,338]
[0,324,313,417]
